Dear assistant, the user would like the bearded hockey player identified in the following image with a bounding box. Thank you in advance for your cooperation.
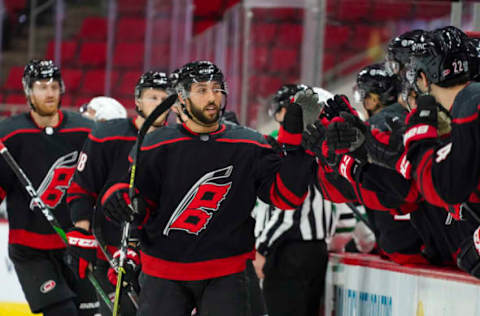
[67,71,172,315]
[100,60,315,315]
[0,59,98,315]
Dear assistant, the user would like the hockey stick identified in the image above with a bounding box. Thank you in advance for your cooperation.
[346,202,375,232]
[113,94,178,316]
[92,204,139,309]
[0,141,113,311]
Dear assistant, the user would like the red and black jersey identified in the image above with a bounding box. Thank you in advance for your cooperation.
[0,111,93,250]
[411,82,480,215]
[67,118,138,258]
[128,122,314,281]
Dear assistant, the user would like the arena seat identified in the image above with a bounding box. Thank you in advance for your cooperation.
[45,41,78,66]
[78,17,108,41]
[324,25,350,49]
[116,18,146,42]
[371,2,412,21]
[113,42,145,69]
[62,69,83,93]
[78,42,107,67]
[252,46,270,72]
[81,70,119,95]
[336,0,370,22]
[270,47,298,74]
[3,66,24,92]
[277,23,303,46]
[114,70,142,97]
[251,23,277,45]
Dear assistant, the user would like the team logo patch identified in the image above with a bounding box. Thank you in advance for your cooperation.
[40,280,56,293]
[163,166,233,236]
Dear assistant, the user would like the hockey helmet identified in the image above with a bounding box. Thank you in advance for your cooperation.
[385,29,428,75]
[268,84,308,117]
[135,71,171,100]
[409,26,469,89]
[22,59,65,96]
[466,36,480,81]
[354,63,401,106]
[175,60,227,96]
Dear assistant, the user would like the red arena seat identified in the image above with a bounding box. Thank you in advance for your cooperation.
[45,41,78,66]
[113,42,145,69]
[116,18,146,42]
[3,66,24,91]
[81,70,119,95]
[78,17,108,41]
[78,42,107,67]
[62,69,84,93]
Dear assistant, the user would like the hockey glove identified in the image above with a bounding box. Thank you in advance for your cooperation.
[321,95,359,121]
[101,183,146,224]
[302,120,326,158]
[293,88,320,130]
[278,101,303,148]
[107,247,141,289]
[325,112,368,164]
[265,135,282,155]
[65,227,98,279]
[457,226,480,279]
[365,117,412,179]
[404,95,439,160]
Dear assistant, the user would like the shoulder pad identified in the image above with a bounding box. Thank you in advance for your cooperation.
[91,118,137,139]
[62,111,95,129]
[0,113,37,140]
[222,124,268,145]
[451,82,480,121]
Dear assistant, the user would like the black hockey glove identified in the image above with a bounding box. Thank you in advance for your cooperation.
[101,183,146,224]
[325,112,368,165]
[457,227,480,279]
[277,101,303,149]
[108,247,141,292]
[404,95,439,161]
[65,227,98,279]
[365,117,412,179]
[265,135,282,155]
[293,87,320,130]
[321,94,359,121]
[302,120,326,158]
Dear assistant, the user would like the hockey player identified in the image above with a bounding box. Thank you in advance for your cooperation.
[80,96,127,122]
[400,26,480,276]
[66,71,172,315]
[100,60,315,315]
[0,59,98,315]
[253,84,343,316]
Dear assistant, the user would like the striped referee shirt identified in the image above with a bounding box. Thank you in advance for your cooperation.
[253,183,347,256]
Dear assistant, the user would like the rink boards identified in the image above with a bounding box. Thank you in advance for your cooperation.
[325,252,480,316]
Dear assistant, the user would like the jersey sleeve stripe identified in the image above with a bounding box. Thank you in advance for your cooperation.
[1,129,42,141]
[141,137,193,151]
[275,173,307,206]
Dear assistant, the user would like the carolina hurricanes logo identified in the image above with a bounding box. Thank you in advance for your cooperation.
[30,151,78,209]
[40,280,56,293]
[163,166,233,236]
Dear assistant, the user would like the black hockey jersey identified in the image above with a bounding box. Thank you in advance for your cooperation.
[126,122,314,281]
[67,118,138,258]
[0,111,93,249]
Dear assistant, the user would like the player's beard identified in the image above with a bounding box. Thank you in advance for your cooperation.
[188,99,220,126]
[31,97,60,117]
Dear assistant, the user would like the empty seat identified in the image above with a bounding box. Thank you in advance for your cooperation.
[78,17,108,41]
[78,42,107,67]
[117,0,147,15]
[276,23,303,46]
[62,69,83,93]
[323,53,335,72]
[3,66,24,91]
[251,23,277,45]
[113,97,134,109]
[114,70,142,97]
[270,47,298,74]
[5,93,26,105]
[413,2,450,20]
[113,42,144,69]
[252,46,270,72]
[371,3,412,21]
[81,70,119,95]
[325,25,350,49]
[45,41,78,66]
[253,74,283,97]
[153,18,172,42]
[150,44,170,69]
[116,18,146,42]
[61,95,73,107]
[336,0,370,22]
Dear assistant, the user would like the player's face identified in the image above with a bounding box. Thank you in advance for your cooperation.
[186,81,224,125]
[363,93,380,117]
[136,88,169,126]
[30,79,61,116]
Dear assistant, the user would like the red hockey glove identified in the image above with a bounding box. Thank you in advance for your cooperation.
[365,117,412,179]
[65,227,98,279]
[107,247,141,287]
[404,95,439,159]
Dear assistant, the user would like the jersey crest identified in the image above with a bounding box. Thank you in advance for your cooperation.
[163,166,233,236]
[30,151,78,209]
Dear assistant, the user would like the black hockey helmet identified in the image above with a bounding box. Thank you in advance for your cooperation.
[466,36,480,81]
[354,63,401,106]
[175,60,227,96]
[22,59,65,96]
[168,68,181,88]
[386,29,428,75]
[135,71,171,99]
[409,26,469,89]
[268,84,308,117]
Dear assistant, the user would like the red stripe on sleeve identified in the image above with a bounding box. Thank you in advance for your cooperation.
[415,149,448,207]
[269,182,295,210]
[277,126,302,145]
[275,173,306,206]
